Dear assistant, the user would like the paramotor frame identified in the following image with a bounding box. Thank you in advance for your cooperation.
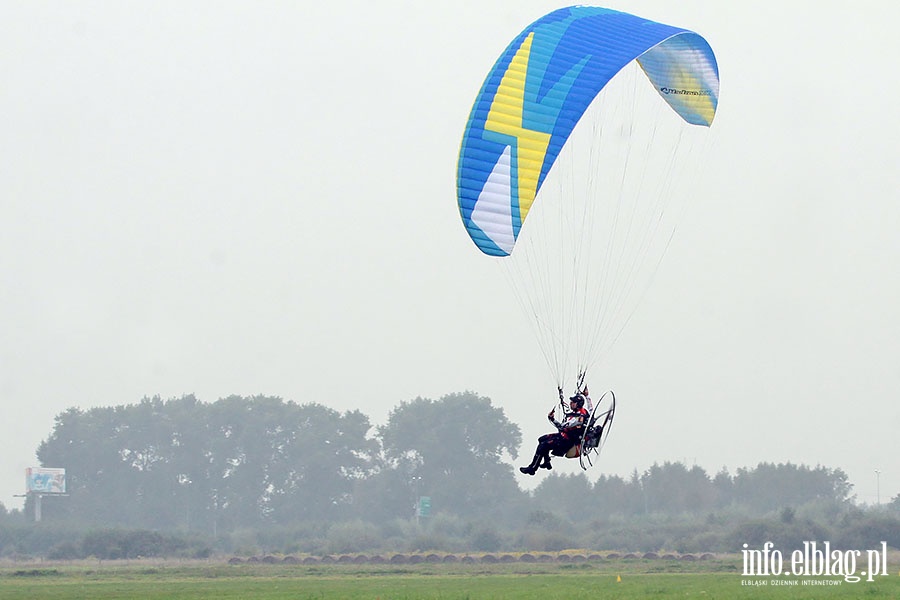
[566,390,616,470]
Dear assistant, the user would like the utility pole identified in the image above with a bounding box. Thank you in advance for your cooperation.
[875,469,881,506]
[13,492,49,522]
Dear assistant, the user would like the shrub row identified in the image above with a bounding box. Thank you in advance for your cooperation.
[227,552,717,564]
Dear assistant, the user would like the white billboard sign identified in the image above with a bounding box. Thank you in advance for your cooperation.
[26,467,66,494]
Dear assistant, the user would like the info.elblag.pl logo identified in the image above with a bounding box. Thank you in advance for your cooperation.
[741,541,890,586]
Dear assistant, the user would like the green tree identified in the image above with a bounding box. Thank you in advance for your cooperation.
[532,472,593,516]
[888,494,900,513]
[712,467,734,508]
[350,461,416,523]
[732,462,853,514]
[640,462,716,515]
[377,392,524,522]
[36,395,377,530]
[593,473,643,517]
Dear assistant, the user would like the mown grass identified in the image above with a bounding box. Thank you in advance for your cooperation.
[0,558,898,599]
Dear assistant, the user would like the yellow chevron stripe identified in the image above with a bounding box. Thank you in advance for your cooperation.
[485,32,551,223]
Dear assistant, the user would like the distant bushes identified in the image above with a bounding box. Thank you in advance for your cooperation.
[79,529,189,559]
[66,529,205,560]
[835,511,900,550]
[1,526,208,560]
[2,509,900,560]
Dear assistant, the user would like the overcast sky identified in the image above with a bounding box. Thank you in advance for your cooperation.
[2,1,898,511]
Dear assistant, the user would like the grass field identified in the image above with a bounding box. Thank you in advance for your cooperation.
[1,556,898,599]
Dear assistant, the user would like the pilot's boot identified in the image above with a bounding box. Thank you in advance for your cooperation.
[519,452,541,475]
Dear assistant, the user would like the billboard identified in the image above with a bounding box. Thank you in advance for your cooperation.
[26,467,66,494]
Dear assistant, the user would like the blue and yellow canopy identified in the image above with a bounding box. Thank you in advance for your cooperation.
[457,6,719,256]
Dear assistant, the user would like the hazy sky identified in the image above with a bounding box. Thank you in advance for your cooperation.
[2,1,898,510]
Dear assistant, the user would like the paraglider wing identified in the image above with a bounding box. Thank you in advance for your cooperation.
[457,6,719,257]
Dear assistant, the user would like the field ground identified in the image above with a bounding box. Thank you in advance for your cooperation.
[1,554,899,599]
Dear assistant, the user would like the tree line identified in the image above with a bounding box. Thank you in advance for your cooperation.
[29,393,523,530]
[2,392,897,558]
